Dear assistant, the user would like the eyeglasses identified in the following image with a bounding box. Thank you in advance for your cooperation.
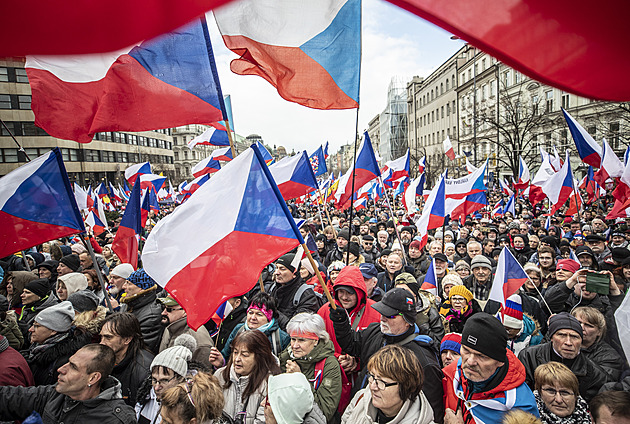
[367,373,398,391]
[541,387,575,400]
[164,307,183,313]
[151,375,178,386]
[451,297,467,303]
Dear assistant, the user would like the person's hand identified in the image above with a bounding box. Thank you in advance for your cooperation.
[208,347,225,368]
[108,297,119,309]
[566,269,587,290]
[338,354,357,373]
[444,408,464,424]
[604,270,622,296]
[285,359,301,373]
[329,303,347,323]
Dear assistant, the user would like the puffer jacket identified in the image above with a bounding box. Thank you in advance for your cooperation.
[582,339,624,382]
[0,376,137,424]
[214,365,267,424]
[279,340,342,422]
[17,294,59,342]
[121,286,163,354]
[0,312,24,349]
[342,388,435,424]
[317,266,382,356]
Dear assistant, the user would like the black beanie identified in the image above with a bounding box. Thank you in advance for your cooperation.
[462,313,508,362]
[548,312,583,339]
[24,278,50,298]
[344,242,361,258]
[59,254,81,272]
[276,253,299,274]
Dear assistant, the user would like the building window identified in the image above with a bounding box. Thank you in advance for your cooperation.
[452,75,455,88]
[18,95,31,110]
[532,95,539,115]
[481,85,486,101]
[0,94,10,109]
[0,67,8,82]
[545,91,553,113]
[440,83,444,94]
[446,79,450,91]
[588,126,596,137]
[610,122,620,149]
[482,58,486,71]
[468,69,472,80]
[441,106,444,119]
[2,148,19,162]
[561,94,570,109]
[447,103,450,116]
[15,69,29,83]
[515,72,521,84]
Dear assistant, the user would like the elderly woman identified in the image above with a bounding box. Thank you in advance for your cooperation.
[102,244,120,270]
[529,234,540,251]
[523,263,545,299]
[440,285,481,333]
[56,272,88,301]
[440,273,464,301]
[215,330,281,424]
[342,345,434,424]
[279,313,341,423]
[534,362,591,424]
[572,306,623,381]
[454,260,471,280]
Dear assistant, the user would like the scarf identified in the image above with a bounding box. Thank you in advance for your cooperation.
[534,391,591,424]
[243,318,275,334]
[24,331,70,361]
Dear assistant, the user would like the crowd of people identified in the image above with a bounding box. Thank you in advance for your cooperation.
[1,195,630,424]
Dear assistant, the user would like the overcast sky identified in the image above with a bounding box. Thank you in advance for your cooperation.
[207,0,464,156]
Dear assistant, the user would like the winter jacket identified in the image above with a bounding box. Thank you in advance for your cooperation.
[121,286,163,354]
[279,340,342,422]
[221,319,289,359]
[269,275,321,330]
[134,387,161,424]
[159,316,214,368]
[342,388,435,424]
[17,294,58,342]
[0,338,34,387]
[330,312,444,424]
[22,328,92,386]
[415,292,445,348]
[376,269,403,293]
[506,314,543,356]
[317,267,382,356]
[325,246,345,268]
[0,376,137,424]
[443,350,539,424]
[111,348,154,406]
[0,312,24,349]
[361,247,380,264]
[582,339,624,382]
[518,342,610,401]
[214,365,267,424]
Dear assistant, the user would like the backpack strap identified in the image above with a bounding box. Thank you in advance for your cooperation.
[271,329,281,356]
[293,283,311,307]
[311,357,327,390]
[350,306,365,331]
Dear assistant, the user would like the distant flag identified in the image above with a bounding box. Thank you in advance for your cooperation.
[188,127,230,149]
[215,0,361,110]
[488,247,529,308]
[210,300,234,329]
[383,149,411,183]
[614,160,630,203]
[0,148,85,258]
[514,156,531,190]
[447,191,488,221]
[566,183,583,216]
[415,173,447,249]
[192,156,221,178]
[418,156,426,174]
[500,178,514,196]
[443,136,456,160]
[323,141,329,159]
[504,194,516,216]
[85,210,107,235]
[26,17,226,144]
[625,146,630,166]
[445,160,487,200]
[112,176,142,267]
[541,151,574,215]
[353,197,367,210]
[309,145,328,177]
[529,156,556,206]
[607,198,630,220]
[182,174,210,199]
[74,182,89,211]
[334,132,380,208]
[269,151,319,201]
[139,174,167,192]
[125,162,152,184]
[545,216,551,231]
[210,146,234,162]
[594,138,624,187]
[562,108,602,167]
[123,180,131,195]
[551,145,563,171]
[95,182,109,199]
[256,142,275,165]
[466,157,478,174]
[492,198,505,217]
[141,145,304,330]
[420,258,438,296]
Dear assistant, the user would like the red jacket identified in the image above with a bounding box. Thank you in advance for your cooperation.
[317,266,381,356]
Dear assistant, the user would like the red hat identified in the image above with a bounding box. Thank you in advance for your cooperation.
[556,259,580,273]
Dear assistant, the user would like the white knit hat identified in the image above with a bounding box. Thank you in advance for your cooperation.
[268,373,315,424]
[110,263,135,279]
[151,344,193,377]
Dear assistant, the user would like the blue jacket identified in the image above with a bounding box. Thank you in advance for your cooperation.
[221,319,290,359]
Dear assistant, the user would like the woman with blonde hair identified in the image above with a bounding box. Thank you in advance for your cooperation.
[533,362,590,424]
[160,371,229,424]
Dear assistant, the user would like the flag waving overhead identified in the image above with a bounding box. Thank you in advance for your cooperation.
[541,151,574,215]
[191,156,221,178]
[214,0,361,110]
[0,148,85,258]
[26,17,226,144]
[415,173,447,249]
[562,108,602,167]
[420,258,438,296]
[210,147,234,162]
[188,127,230,149]
[269,151,319,201]
[443,136,455,160]
[142,145,303,330]
[383,149,411,182]
[125,162,152,184]
[112,178,142,269]
[334,132,380,207]
[309,145,328,177]
[594,138,624,187]
[488,247,529,308]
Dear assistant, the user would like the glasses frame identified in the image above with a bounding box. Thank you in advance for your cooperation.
[367,373,399,391]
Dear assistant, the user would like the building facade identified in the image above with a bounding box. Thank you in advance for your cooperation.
[378,77,408,163]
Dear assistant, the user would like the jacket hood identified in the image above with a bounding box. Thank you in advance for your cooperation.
[89,376,124,403]
[58,272,88,297]
[332,266,367,313]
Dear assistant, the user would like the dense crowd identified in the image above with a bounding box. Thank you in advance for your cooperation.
[1,194,630,424]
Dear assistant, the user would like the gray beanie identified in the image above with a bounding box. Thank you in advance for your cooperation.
[68,290,100,312]
[471,255,492,270]
[35,301,75,332]
[151,344,193,377]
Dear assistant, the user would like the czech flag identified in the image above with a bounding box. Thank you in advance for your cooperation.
[499,178,514,196]
[125,162,152,184]
[514,156,530,190]
[415,173,446,249]
[420,258,438,296]
[139,174,167,192]
[188,127,230,149]
[25,17,226,144]
[112,178,142,269]
[210,146,234,162]
[0,148,85,258]
[309,145,328,177]
[504,194,516,216]
[447,191,488,221]
[140,187,158,227]
[529,157,556,207]
[443,136,455,160]
[142,145,303,330]
[418,156,426,174]
[256,142,275,165]
[215,0,360,110]
[606,198,630,220]
[353,197,367,210]
[192,156,221,178]
[488,247,529,307]
[445,160,487,200]
[402,173,425,217]
[594,138,624,187]
[383,149,411,183]
[466,157,478,174]
[269,151,319,201]
[562,108,602,167]
[85,210,107,235]
[182,174,211,199]
[613,162,630,203]
[74,182,89,211]
[95,182,109,199]
[540,152,574,215]
[334,132,380,208]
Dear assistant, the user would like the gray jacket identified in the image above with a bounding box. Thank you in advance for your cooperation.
[0,376,137,424]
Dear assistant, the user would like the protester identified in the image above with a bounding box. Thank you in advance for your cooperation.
[56,271,88,301]
[120,269,163,354]
[17,278,58,341]
[160,371,226,424]
[0,270,38,313]
[264,372,327,424]
[589,390,630,424]
[440,332,462,368]
[533,362,591,424]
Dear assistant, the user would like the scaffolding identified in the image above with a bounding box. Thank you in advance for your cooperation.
[379,77,408,162]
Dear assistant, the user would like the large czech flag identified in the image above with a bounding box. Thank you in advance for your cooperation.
[112,178,143,269]
[488,247,529,308]
[269,151,319,201]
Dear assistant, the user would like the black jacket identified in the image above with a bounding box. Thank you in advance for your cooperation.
[17,294,59,343]
[111,348,154,406]
[269,276,320,330]
[214,301,247,352]
[324,245,344,268]
[518,342,609,401]
[330,312,444,424]
[0,376,137,424]
[582,339,624,382]
[122,287,163,354]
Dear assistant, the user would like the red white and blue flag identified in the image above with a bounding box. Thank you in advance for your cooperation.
[256,142,275,165]
[324,141,329,159]
[0,148,85,258]
[383,149,411,184]
[139,174,167,193]
[334,132,380,208]
[529,156,556,206]
[562,108,602,167]
[181,174,210,201]
[402,173,425,217]
[594,138,624,187]
[488,247,529,308]
[74,182,89,211]
[112,178,142,269]
[85,210,107,235]
[466,157,477,174]
[142,145,304,330]
[499,178,514,196]
[188,127,230,149]
[418,156,426,174]
[125,162,152,184]
[514,156,530,190]
[541,151,574,215]
[269,151,319,201]
[420,258,438,296]
[210,147,234,162]
[192,156,221,178]
[25,17,226,144]
[415,173,447,249]
[215,0,361,110]
[504,194,516,216]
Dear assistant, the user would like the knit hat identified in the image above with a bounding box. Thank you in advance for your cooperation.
[344,242,361,258]
[24,278,50,298]
[471,255,492,270]
[59,254,81,272]
[448,285,473,303]
[268,373,315,424]
[441,274,463,290]
[371,287,416,325]
[127,269,157,290]
[67,289,100,312]
[58,272,88,296]
[300,258,314,275]
[455,260,471,272]
[440,333,462,354]
[111,263,135,279]
[59,245,72,256]
[410,240,421,250]
[548,312,583,339]
[359,263,378,279]
[38,259,59,273]
[327,261,345,276]
[501,294,524,330]
[462,312,508,362]
[34,301,75,332]
[556,259,580,273]
[337,229,350,241]
[71,243,87,255]
[151,344,193,377]
[276,253,299,274]
[391,241,402,252]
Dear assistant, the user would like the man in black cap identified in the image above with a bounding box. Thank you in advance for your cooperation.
[324,228,349,267]
[269,253,320,330]
[57,254,81,276]
[329,287,444,423]
[575,245,599,270]
[518,312,609,401]
[360,234,379,264]
[443,313,538,424]
[586,233,611,264]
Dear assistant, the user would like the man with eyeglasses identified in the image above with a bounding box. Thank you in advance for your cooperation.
[518,312,609,402]
[329,287,444,423]
[157,296,213,368]
[360,234,379,264]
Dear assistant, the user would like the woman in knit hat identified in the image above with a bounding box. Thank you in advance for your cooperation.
[440,285,481,333]
[56,272,88,301]
[454,260,471,280]
[17,278,59,344]
[0,270,38,314]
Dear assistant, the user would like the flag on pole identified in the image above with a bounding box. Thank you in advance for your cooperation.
[514,156,531,189]
[192,156,221,178]
[269,151,319,201]
[309,145,328,177]
[418,156,426,174]
[541,151,574,215]
[420,258,437,296]
[256,142,275,165]
[383,149,411,183]
[562,108,602,167]
[0,148,85,258]
[614,290,630,362]
[443,136,455,160]
[85,210,107,236]
[466,157,478,174]
[415,173,447,249]
[488,247,529,308]
[334,132,380,208]
[142,145,303,330]
[214,0,361,110]
[529,156,556,206]
[112,179,142,269]
[323,141,329,159]
[188,127,230,149]
[210,146,234,162]
[74,182,89,211]
[26,17,226,144]
[504,194,515,216]
[139,174,167,192]
[125,162,152,184]
[594,138,624,187]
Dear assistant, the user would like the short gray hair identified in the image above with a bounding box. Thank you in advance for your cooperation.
[286,313,330,343]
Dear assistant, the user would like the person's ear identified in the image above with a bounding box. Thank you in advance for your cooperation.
[88,371,101,387]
